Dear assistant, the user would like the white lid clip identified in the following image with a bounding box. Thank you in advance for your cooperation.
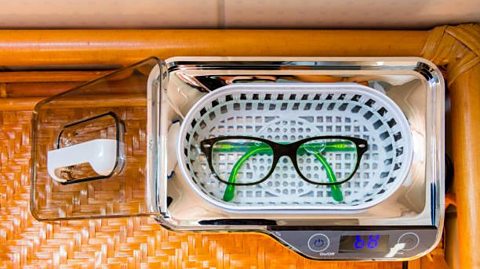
[46,112,125,184]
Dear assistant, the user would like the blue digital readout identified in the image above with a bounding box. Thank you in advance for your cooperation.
[339,234,389,253]
[354,234,380,249]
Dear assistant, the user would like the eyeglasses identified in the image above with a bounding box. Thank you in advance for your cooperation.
[200,136,368,202]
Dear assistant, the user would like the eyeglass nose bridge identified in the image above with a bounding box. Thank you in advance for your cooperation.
[271,143,298,163]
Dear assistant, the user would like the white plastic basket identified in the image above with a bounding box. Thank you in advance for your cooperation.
[177,83,413,210]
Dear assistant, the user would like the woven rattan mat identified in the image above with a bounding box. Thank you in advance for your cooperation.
[0,110,402,268]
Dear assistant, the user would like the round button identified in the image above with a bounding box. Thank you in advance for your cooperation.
[397,232,419,251]
[307,233,330,252]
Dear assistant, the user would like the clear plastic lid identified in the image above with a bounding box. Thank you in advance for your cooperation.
[31,58,163,220]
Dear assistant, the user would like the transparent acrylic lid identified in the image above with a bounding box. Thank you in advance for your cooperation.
[30,58,163,220]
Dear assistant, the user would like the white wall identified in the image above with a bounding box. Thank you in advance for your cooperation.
[0,0,478,28]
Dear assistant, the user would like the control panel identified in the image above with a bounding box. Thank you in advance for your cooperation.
[269,228,438,260]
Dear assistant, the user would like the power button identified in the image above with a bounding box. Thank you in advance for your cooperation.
[397,232,419,251]
[307,233,330,252]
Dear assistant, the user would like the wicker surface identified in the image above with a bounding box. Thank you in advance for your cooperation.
[0,111,405,269]
[5,25,478,268]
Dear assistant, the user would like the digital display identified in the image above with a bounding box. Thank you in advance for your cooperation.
[339,235,389,253]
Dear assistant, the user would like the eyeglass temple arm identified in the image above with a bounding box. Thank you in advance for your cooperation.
[310,152,343,202]
[222,146,344,202]
[223,147,267,201]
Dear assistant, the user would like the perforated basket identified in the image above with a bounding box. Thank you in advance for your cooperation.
[177,83,413,210]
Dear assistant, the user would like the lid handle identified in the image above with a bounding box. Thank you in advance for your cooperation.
[47,139,118,183]
[46,111,125,185]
